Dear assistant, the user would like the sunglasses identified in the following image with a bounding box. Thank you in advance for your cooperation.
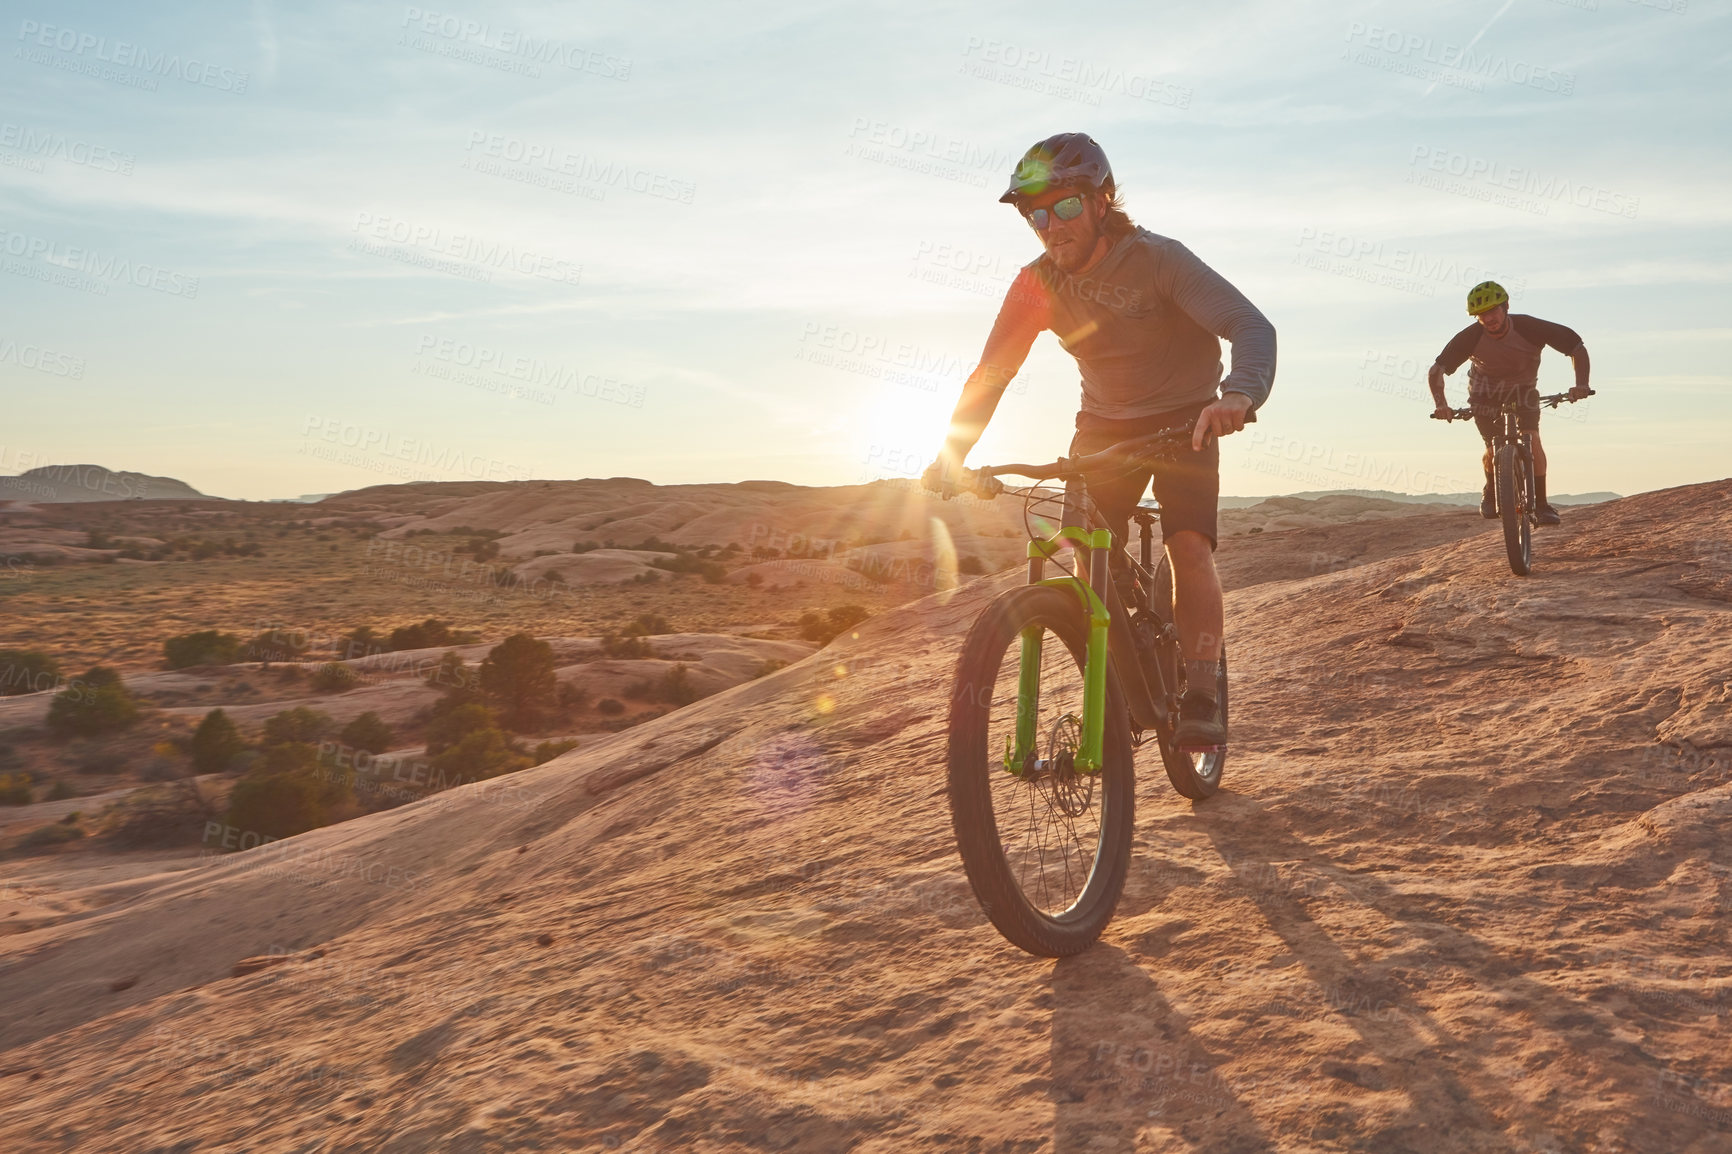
[1023,195,1086,231]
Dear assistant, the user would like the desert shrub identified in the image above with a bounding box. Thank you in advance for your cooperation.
[309,662,363,693]
[745,572,763,588]
[571,540,600,553]
[424,702,499,756]
[339,625,385,659]
[222,742,350,841]
[340,711,394,755]
[18,822,85,851]
[46,668,140,737]
[797,605,873,646]
[388,618,457,651]
[958,555,987,575]
[596,697,625,716]
[242,628,309,663]
[76,750,129,776]
[163,630,242,670]
[623,678,652,701]
[466,538,500,561]
[0,649,61,696]
[0,773,32,805]
[656,664,700,706]
[754,658,789,679]
[601,632,651,658]
[45,778,77,801]
[627,613,671,636]
[426,650,475,692]
[651,554,727,583]
[430,727,532,782]
[190,709,245,773]
[479,634,558,728]
[531,739,579,765]
[557,682,589,713]
[261,707,333,746]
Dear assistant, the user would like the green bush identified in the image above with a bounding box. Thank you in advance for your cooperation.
[222,742,350,842]
[657,664,700,706]
[0,649,61,696]
[190,709,245,773]
[596,698,625,716]
[309,662,363,693]
[531,739,579,765]
[478,633,557,728]
[388,618,462,651]
[556,682,588,713]
[426,650,475,692]
[626,613,671,636]
[430,727,532,782]
[163,630,242,670]
[340,711,394,754]
[425,702,500,756]
[242,628,308,663]
[797,605,872,645]
[261,707,333,746]
[0,773,32,805]
[600,632,651,658]
[46,668,140,737]
[18,822,85,851]
[45,778,78,801]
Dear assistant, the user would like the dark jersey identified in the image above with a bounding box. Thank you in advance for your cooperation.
[1435,314,1583,398]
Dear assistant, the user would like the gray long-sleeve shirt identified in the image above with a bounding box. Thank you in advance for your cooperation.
[991,226,1277,419]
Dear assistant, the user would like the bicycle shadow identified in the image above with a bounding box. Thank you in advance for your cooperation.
[1182,793,1701,1149]
[1049,942,1279,1152]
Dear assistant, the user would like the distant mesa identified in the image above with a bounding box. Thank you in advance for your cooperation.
[0,464,207,503]
[1217,488,1620,509]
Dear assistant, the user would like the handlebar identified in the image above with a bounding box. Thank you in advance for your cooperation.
[1430,388,1594,422]
[935,424,1195,501]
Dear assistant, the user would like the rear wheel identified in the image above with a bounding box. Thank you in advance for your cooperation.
[946,584,1135,956]
[1150,557,1227,800]
[1495,443,1531,576]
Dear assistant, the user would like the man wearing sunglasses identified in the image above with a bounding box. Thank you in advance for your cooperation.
[924,132,1276,749]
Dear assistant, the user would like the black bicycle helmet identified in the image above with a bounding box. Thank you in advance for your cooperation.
[999,133,1114,204]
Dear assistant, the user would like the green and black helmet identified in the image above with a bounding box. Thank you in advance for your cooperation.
[1466,281,1510,315]
[999,133,1114,204]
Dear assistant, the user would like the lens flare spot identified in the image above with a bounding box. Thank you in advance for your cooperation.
[929,515,959,601]
[815,693,836,714]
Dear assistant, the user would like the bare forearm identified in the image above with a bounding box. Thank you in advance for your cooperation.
[1428,363,1449,406]
[941,371,1012,466]
[1572,347,1591,390]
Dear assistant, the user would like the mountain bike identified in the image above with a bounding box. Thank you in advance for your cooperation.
[935,426,1226,956]
[1434,389,1593,576]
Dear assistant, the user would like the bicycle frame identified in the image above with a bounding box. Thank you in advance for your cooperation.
[1005,475,1174,775]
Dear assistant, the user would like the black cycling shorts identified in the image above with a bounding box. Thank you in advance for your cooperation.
[1069,400,1220,552]
[1470,385,1541,441]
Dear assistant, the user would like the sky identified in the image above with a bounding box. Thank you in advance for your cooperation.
[0,0,1727,501]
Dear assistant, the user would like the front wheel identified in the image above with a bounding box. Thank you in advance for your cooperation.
[946,584,1135,956]
[1495,443,1532,576]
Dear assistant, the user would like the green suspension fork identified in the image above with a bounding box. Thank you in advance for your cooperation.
[1005,527,1113,774]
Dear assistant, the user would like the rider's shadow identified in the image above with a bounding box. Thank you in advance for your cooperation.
[1049,943,1279,1153]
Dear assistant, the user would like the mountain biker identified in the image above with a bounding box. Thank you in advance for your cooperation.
[923,133,1276,749]
[1428,282,1592,525]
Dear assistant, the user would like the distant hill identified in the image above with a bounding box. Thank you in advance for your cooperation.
[0,465,207,503]
[1219,488,1619,509]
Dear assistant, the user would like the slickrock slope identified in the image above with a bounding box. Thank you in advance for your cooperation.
[0,482,1728,1152]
